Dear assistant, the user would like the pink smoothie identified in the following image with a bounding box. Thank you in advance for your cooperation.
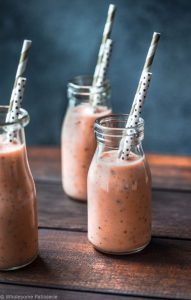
[0,143,38,270]
[88,150,151,254]
[61,103,111,201]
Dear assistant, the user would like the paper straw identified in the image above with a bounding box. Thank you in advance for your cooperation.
[7,77,27,123]
[15,40,32,79]
[130,32,160,116]
[96,39,113,86]
[92,4,116,86]
[119,72,152,160]
[7,77,27,142]
[6,40,32,122]
[143,32,160,73]
[92,39,113,107]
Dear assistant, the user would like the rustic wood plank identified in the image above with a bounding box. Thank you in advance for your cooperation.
[27,147,191,191]
[148,154,191,191]
[36,181,191,239]
[0,283,149,300]
[0,230,190,300]
[28,147,61,182]
[37,181,87,231]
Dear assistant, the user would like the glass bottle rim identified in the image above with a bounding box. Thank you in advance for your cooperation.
[68,75,110,96]
[0,106,30,128]
[95,114,144,136]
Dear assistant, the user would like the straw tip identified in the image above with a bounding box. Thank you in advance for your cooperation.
[109,4,116,10]
[154,32,161,36]
[24,39,32,45]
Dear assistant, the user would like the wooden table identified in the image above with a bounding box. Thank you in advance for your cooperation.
[0,147,191,299]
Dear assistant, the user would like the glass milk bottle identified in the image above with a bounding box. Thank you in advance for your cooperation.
[61,75,112,201]
[0,106,38,270]
[88,114,152,254]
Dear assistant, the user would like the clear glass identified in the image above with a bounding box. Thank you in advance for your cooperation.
[88,114,152,255]
[61,75,112,201]
[0,106,38,270]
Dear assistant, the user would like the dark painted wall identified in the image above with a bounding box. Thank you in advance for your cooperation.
[0,0,190,154]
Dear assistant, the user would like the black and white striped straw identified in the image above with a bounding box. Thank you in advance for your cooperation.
[92,4,116,86]
[92,39,113,107]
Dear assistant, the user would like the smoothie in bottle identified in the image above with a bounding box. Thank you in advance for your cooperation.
[88,115,152,254]
[61,76,112,201]
[0,107,38,270]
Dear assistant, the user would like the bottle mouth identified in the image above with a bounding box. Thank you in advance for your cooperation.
[68,75,111,97]
[0,106,30,128]
[94,114,144,145]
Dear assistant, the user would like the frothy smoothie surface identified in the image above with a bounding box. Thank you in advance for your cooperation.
[62,103,111,201]
[88,150,151,254]
[0,143,38,270]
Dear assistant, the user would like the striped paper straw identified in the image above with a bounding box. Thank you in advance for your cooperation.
[119,72,152,160]
[92,39,113,107]
[6,40,32,121]
[130,32,160,116]
[96,39,113,86]
[92,4,116,86]
[143,32,160,73]
[7,77,27,142]
[15,40,32,79]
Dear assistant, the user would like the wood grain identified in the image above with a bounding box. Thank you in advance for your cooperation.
[28,147,60,182]
[4,147,189,299]
[0,283,147,300]
[148,153,191,191]
[0,229,190,300]
[28,147,191,191]
[37,181,191,239]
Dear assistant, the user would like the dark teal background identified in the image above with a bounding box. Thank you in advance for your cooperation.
[0,0,190,154]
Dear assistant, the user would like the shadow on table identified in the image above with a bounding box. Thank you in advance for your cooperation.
[94,237,190,267]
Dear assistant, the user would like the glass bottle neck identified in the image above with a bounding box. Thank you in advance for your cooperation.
[0,106,29,146]
[96,139,144,158]
[67,75,111,109]
[94,114,145,158]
